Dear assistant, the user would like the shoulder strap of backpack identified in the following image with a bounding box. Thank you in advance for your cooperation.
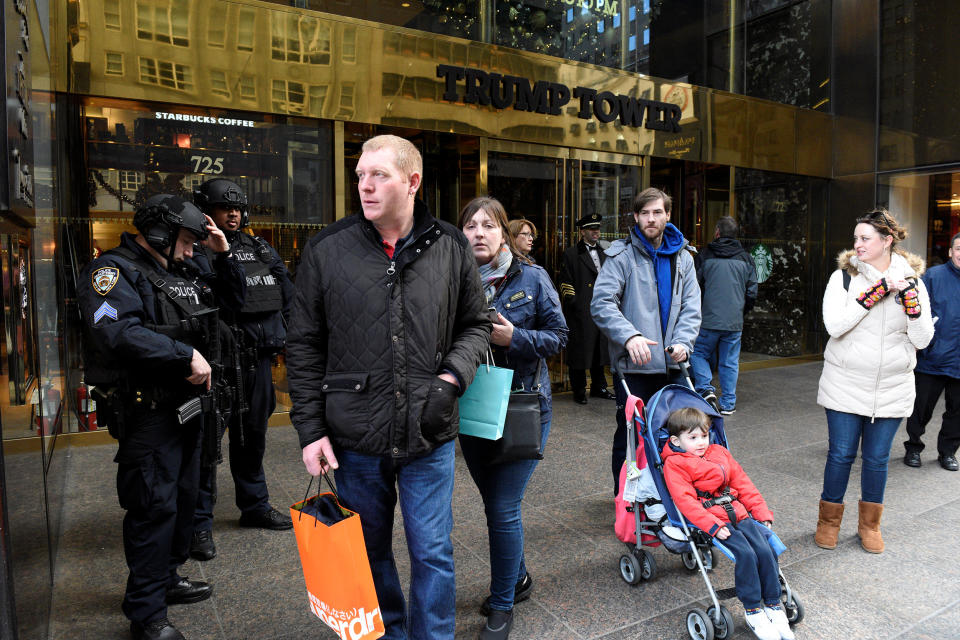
[842,270,851,291]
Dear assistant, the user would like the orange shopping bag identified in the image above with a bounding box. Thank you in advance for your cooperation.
[290,471,385,640]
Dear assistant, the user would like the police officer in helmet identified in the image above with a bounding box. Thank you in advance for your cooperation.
[78,194,246,640]
[189,179,295,561]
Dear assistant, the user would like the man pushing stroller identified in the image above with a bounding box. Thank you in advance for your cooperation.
[662,407,794,640]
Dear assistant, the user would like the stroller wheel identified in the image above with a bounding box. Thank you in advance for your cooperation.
[686,608,715,640]
[681,547,714,572]
[619,552,642,586]
[701,547,714,570]
[781,591,805,625]
[633,547,657,581]
[707,605,735,640]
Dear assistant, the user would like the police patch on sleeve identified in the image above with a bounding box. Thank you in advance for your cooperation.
[93,301,118,323]
[91,267,120,295]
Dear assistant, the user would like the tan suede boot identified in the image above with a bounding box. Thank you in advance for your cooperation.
[857,500,884,553]
[814,500,844,549]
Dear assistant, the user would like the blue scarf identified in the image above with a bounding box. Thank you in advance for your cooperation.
[634,223,685,336]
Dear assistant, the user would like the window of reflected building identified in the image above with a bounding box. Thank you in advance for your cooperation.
[66,97,335,422]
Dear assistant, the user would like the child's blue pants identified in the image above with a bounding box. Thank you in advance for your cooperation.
[722,518,781,610]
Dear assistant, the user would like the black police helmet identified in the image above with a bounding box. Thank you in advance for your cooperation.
[133,194,209,253]
[194,179,249,227]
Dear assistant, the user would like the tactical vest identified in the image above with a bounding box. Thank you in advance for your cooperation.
[108,246,218,354]
[228,233,283,315]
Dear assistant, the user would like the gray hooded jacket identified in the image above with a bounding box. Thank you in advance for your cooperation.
[591,229,701,375]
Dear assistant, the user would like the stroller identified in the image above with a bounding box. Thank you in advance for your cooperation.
[614,358,804,640]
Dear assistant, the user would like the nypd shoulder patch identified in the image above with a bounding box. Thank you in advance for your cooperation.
[92,267,120,296]
[93,301,118,323]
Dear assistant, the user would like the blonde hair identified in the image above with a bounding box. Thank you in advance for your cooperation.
[508,218,537,240]
[361,135,423,181]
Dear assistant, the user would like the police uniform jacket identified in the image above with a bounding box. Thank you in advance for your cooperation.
[79,232,246,395]
[222,231,295,353]
[558,239,610,369]
[286,199,491,458]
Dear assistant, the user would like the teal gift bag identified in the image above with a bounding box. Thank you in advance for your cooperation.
[459,352,512,440]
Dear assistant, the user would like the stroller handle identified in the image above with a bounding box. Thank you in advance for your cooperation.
[614,348,696,394]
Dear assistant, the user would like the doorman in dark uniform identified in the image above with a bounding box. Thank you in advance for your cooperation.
[78,194,246,640]
[559,213,615,404]
[189,179,295,561]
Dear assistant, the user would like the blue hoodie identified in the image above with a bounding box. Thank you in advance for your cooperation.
[634,223,686,336]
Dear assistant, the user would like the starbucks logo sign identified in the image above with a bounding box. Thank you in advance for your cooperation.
[751,243,773,284]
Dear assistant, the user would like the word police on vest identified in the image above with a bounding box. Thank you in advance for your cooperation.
[436,64,683,133]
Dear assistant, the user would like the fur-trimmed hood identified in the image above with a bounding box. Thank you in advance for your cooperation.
[836,248,925,279]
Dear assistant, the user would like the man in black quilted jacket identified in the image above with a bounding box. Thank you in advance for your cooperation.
[287,134,490,640]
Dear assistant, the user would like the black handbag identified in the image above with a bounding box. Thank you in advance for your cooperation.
[487,358,545,465]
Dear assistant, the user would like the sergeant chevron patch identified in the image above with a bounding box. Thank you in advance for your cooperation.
[93,301,118,323]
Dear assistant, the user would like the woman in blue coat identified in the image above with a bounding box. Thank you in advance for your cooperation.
[458,196,568,640]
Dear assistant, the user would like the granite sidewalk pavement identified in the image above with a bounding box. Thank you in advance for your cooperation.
[49,362,960,639]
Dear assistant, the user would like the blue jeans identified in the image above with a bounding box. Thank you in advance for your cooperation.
[334,441,456,640]
[689,328,742,411]
[821,409,902,504]
[722,518,782,610]
[459,417,551,611]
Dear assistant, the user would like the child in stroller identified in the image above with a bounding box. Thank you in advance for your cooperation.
[663,406,793,640]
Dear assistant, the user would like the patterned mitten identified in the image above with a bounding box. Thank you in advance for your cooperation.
[856,278,889,310]
[899,282,921,318]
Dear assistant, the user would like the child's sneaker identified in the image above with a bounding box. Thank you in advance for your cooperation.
[763,605,796,640]
[744,608,780,640]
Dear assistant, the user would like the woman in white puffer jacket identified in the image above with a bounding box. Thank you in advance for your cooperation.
[814,209,934,555]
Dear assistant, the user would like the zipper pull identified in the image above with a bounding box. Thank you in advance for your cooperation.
[386,261,396,276]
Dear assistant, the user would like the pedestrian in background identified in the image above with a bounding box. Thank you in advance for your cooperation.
[508,218,537,263]
[559,213,615,404]
[689,216,758,415]
[189,179,296,563]
[591,188,701,496]
[903,231,960,472]
[286,135,490,640]
[815,209,934,554]
[459,196,567,640]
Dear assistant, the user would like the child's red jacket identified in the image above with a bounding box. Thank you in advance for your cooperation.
[661,442,774,537]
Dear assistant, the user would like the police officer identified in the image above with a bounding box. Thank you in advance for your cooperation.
[189,179,295,561]
[559,213,615,404]
[79,194,246,640]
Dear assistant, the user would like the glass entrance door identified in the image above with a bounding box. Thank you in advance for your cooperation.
[487,144,642,390]
[487,150,565,274]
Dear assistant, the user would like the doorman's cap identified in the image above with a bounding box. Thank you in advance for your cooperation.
[576,213,602,229]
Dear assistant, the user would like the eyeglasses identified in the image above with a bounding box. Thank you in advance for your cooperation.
[517,232,537,239]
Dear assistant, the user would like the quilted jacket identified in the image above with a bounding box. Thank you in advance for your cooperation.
[662,442,774,537]
[286,200,491,457]
[817,250,934,418]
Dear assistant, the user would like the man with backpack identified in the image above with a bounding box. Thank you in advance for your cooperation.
[689,216,758,416]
